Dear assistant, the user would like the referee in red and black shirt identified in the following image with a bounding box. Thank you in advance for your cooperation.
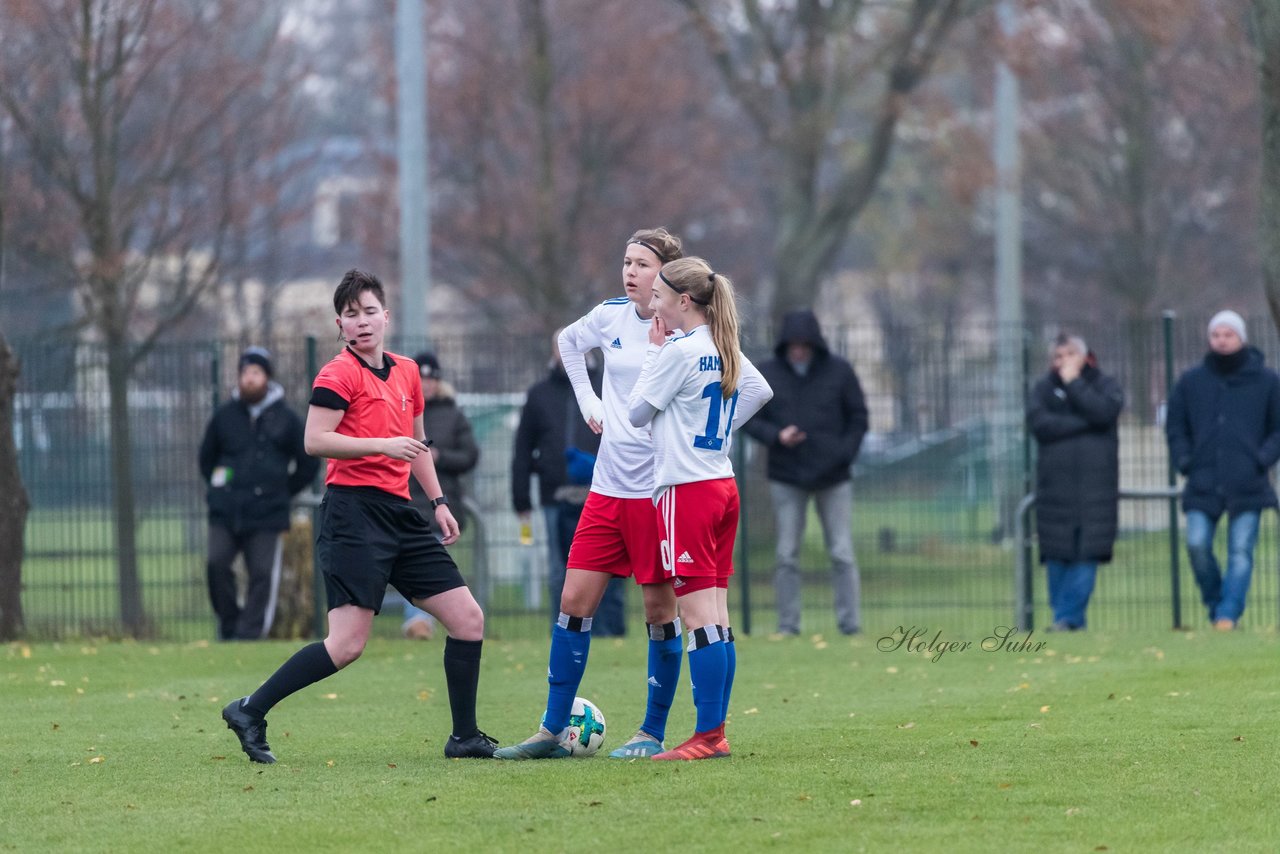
[221,269,498,762]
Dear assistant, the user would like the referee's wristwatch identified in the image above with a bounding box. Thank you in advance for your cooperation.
[430,495,449,509]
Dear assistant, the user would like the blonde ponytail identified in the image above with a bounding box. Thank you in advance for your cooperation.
[706,272,740,397]
[658,257,741,397]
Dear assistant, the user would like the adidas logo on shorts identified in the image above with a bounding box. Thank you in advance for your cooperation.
[677,551,694,564]
[610,337,622,349]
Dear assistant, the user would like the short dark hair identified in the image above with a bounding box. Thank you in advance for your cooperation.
[333,269,385,315]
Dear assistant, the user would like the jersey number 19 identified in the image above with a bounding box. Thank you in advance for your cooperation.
[693,381,740,451]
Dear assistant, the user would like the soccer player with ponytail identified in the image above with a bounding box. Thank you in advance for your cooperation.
[496,228,692,760]
[627,257,772,760]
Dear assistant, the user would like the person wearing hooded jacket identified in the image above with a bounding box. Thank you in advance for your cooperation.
[743,309,869,636]
[408,351,479,533]
[199,347,318,640]
[1166,310,1280,630]
[1027,334,1124,631]
[398,351,481,639]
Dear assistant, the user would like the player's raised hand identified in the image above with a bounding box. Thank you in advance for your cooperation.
[648,316,668,346]
[382,436,431,461]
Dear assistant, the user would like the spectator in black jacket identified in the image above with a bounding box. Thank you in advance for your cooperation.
[511,332,625,635]
[1027,334,1124,631]
[409,351,479,534]
[1166,310,1280,630]
[199,347,317,640]
[743,310,869,635]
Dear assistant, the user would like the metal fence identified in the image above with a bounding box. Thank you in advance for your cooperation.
[12,313,1280,640]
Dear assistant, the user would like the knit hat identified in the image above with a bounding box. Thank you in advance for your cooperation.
[238,346,273,377]
[1207,310,1247,344]
[414,351,442,379]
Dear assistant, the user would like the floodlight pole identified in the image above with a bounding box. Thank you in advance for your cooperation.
[993,0,1024,544]
[395,0,430,349]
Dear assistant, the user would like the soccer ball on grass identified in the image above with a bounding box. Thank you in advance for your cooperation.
[560,696,606,756]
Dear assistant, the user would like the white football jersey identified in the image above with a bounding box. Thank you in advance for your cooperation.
[633,325,772,496]
[559,297,658,499]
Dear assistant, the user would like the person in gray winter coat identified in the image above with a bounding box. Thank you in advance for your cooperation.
[743,310,868,635]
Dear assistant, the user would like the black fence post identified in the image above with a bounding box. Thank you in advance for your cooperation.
[306,335,326,640]
[1015,494,1036,631]
[735,439,752,636]
[1020,329,1035,631]
[1163,311,1182,629]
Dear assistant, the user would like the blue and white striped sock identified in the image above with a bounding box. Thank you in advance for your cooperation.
[687,624,727,735]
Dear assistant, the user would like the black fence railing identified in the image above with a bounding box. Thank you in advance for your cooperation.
[12,314,1280,639]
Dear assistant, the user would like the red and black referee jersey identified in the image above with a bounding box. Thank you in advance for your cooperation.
[311,348,424,499]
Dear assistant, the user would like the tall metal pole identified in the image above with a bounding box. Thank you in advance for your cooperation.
[396,0,429,349]
[993,0,1023,542]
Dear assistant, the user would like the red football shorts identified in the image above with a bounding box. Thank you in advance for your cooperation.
[566,492,666,585]
[655,478,739,582]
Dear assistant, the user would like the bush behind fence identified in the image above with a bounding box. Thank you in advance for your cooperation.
[13,315,1280,640]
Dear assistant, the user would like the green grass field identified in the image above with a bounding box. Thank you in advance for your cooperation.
[23,495,1280,642]
[4,628,1278,852]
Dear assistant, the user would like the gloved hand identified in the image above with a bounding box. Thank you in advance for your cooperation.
[580,394,605,434]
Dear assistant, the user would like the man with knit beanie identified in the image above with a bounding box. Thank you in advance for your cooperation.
[1166,310,1280,630]
[199,347,318,640]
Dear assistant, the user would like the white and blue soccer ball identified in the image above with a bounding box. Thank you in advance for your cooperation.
[560,696,606,757]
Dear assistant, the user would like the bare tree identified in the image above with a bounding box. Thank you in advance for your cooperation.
[1013,0,1258,419]
[0,0,294,635]
[860,107,989,434]
[0,334,26,641]
[1256,0,1280,329]
[427,0,747,334]
[216,43,316,346]
[1021,0,1258,329]
[675,0,971,322]
[0,98,27,640]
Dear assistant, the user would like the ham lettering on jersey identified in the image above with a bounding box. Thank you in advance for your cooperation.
[636,327,770,496]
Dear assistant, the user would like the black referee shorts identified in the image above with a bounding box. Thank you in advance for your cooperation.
[316,486,466,613]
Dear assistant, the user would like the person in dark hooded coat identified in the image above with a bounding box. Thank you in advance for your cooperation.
[397,350,481,640]
[743,309,868,636]
[1166,310,1280,630]
[1027,334,1124,631]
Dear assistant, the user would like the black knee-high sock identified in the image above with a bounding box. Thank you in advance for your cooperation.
[443,637,483,738]
[244,642,338,718]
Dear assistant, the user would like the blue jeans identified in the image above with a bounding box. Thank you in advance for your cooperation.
[1045,560,1098,629]
[1185,510,1262,623]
